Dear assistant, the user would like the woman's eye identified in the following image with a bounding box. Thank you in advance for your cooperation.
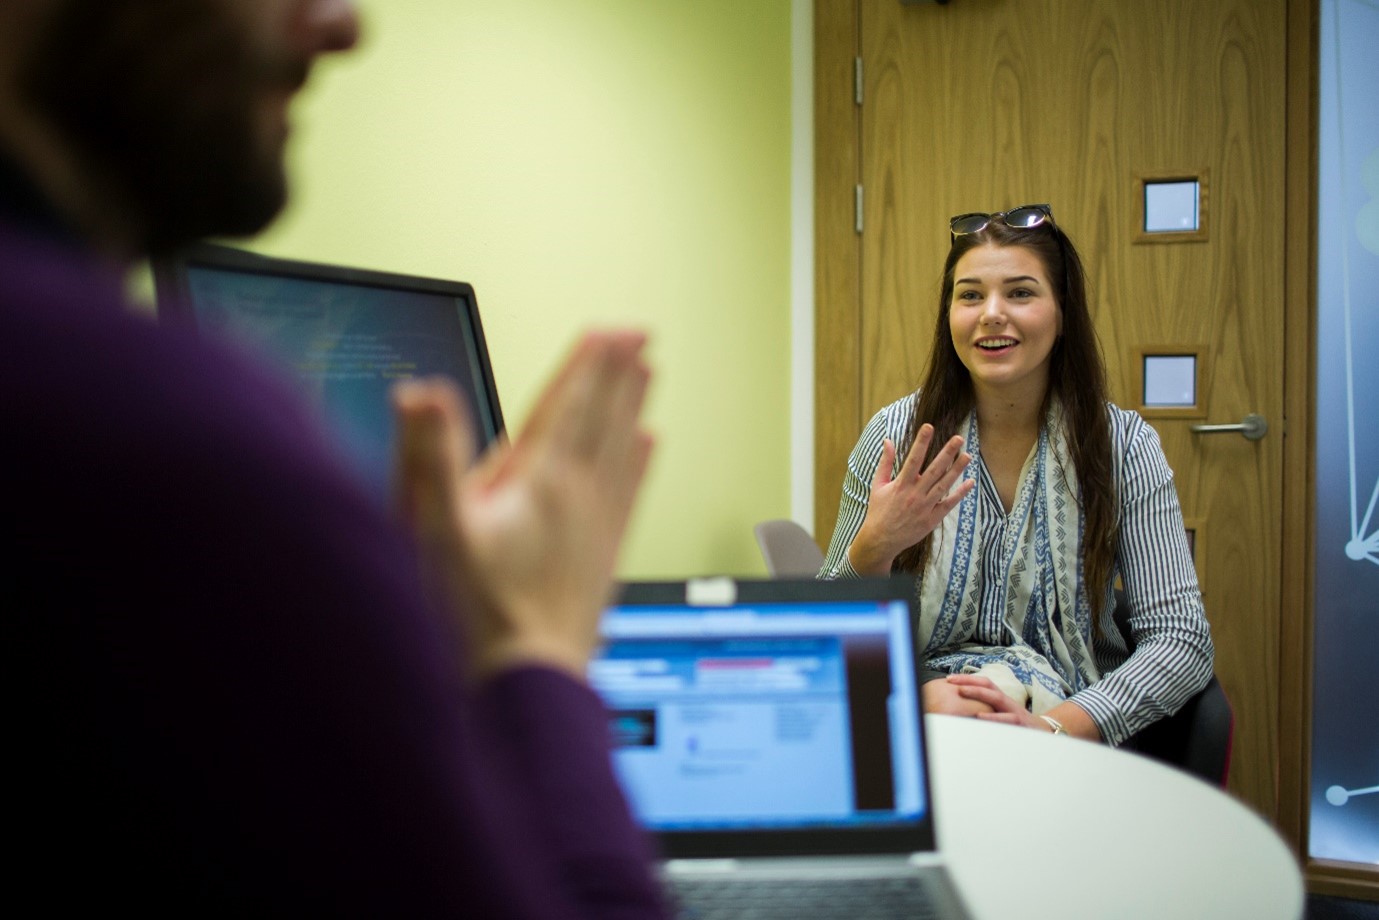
[1009,288,1034,299]
[956,290,981,302]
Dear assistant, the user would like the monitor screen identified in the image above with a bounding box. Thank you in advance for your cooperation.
[154,244,504,501]
[592,583,926,838]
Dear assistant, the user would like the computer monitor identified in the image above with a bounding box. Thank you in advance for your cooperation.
[154,244,505,501]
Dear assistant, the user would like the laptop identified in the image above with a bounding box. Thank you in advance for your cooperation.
[591,576,972,920]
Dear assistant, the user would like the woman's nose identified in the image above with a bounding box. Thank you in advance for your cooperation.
[979,296,1006,324]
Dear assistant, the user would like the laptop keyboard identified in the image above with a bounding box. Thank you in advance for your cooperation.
[669,873,943,920]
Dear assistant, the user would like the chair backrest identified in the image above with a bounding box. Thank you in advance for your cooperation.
[753,519,826,577]
[1113,591,1234,787]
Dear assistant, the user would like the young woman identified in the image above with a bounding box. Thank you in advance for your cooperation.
[819,205,1213,745]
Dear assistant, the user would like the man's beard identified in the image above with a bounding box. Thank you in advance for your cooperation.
[22,1,303,255]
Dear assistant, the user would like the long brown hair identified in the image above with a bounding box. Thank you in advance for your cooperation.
[893,215,1116,618]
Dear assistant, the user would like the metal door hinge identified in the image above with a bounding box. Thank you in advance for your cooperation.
[855,185,864,234]
[854,57,863,106]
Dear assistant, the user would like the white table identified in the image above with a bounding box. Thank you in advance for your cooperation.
[925,714,1304,920]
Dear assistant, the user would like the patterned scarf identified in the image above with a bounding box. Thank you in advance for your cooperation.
[917,400,1102,714]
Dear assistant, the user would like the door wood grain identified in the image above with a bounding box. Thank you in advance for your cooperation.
[817,0,1289,822]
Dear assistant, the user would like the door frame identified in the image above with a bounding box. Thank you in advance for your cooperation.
[812,0,863,546]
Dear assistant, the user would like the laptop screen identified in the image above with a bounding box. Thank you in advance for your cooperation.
[592,577,935,858]
[153,244,504,502]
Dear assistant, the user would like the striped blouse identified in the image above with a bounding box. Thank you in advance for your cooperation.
[818,394,1215,745]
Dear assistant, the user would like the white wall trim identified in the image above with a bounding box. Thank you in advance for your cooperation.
[790,0,816,532]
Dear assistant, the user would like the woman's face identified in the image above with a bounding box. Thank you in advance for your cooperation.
[948,243,1062,403]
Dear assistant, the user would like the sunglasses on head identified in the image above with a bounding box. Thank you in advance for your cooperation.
[949,204,1054,241]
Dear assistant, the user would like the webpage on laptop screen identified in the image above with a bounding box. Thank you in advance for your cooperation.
[591,599,925,832]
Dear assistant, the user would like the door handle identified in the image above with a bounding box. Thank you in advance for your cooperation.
[1190,413,1268,441]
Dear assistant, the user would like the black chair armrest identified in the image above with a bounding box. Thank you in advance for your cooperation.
[1112,589,1233,787]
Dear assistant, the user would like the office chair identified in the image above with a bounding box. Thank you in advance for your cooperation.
[1113,590,1234,788]
[753,519,826,577]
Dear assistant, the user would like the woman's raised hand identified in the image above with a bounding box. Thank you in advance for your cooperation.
[846,424,973,575]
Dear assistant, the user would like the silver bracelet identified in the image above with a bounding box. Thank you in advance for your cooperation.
[1040,715,1067,736]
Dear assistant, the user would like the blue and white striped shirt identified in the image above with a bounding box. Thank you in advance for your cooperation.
[819,395,1215,745]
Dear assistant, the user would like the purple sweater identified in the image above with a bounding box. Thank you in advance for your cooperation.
[3,218,667,917]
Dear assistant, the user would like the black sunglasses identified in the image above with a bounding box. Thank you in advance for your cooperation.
[949,204,1054,241]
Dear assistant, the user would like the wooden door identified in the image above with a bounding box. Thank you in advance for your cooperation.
[816,0,1288,821]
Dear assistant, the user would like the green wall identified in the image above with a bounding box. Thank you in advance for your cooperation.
[255,0,794,577]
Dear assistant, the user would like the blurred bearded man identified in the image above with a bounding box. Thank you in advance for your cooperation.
[1,2,667,915]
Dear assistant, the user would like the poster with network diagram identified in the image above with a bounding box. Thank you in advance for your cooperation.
[1311,0,1378,866]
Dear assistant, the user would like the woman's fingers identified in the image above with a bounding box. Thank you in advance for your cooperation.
[948,675,1019,711]
[917,435,968,490]
[975,712,1023,725]
[921,678,996,716]
[944,673,999,688]
[954,685,1007,709]
[895,425,933,480]
[859,424,972,564]
[949,676,1044,730]
[936,483,975,517]
[895,431,971,503]
[872,438,898,488]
